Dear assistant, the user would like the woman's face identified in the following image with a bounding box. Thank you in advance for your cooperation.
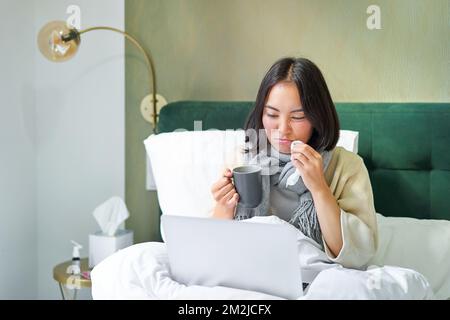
[262,81,314,154]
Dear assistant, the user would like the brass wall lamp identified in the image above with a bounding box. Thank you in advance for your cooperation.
[37,21,166,132]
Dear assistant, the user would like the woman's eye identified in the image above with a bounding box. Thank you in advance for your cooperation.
[266,114,278,118]
[292,116,305,120]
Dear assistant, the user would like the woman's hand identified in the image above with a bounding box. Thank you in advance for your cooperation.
[211,168,239,219]
[290,142,328,194]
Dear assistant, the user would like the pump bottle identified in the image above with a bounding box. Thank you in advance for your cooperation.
[68,240,82,275]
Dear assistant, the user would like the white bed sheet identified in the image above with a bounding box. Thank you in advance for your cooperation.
[91,216,435,300]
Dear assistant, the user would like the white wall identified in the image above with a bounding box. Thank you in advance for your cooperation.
[0,0,125,300]
[34,0,124,299]
[0,0,38,299]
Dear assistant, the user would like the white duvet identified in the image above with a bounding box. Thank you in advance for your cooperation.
[91,216,437,300]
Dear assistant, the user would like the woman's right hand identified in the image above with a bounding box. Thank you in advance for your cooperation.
[211,168,239,219]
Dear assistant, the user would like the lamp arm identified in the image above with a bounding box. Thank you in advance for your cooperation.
[79,26,158,131]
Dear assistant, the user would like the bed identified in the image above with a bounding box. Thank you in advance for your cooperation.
[91,101,450,300]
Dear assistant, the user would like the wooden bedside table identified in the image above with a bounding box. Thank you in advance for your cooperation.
[53,258,91,300]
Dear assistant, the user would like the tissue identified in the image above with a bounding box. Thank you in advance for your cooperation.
[92,196,129,236]
[286,140,303,187]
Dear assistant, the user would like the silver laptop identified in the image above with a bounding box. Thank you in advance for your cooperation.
[161,215,303,299]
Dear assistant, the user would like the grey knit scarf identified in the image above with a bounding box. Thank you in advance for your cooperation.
[235,144,333,246]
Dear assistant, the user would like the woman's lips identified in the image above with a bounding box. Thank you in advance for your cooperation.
[277,139,292,145]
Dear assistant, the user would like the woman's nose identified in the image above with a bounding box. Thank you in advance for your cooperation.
[278,118,291,135]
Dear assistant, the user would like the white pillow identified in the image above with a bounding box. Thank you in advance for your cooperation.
[144,130,246,216]
[372,213,450,299]
[336,130,359,154]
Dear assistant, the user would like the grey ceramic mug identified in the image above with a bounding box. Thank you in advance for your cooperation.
[232,165,262,208]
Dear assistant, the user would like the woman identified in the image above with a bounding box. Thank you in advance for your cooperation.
[210,57,378,269]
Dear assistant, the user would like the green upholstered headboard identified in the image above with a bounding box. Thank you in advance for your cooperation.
[157,101,450,220]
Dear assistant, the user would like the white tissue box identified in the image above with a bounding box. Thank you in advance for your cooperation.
[89,229,134,268]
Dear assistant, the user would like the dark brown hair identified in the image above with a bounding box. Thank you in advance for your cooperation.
[244,57,340,152]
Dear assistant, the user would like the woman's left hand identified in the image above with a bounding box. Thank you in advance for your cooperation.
[290,142,328,194]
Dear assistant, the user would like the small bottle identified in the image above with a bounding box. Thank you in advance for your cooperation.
[68,240,82,275]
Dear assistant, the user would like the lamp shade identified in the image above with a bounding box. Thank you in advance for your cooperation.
[37,20,80,62]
